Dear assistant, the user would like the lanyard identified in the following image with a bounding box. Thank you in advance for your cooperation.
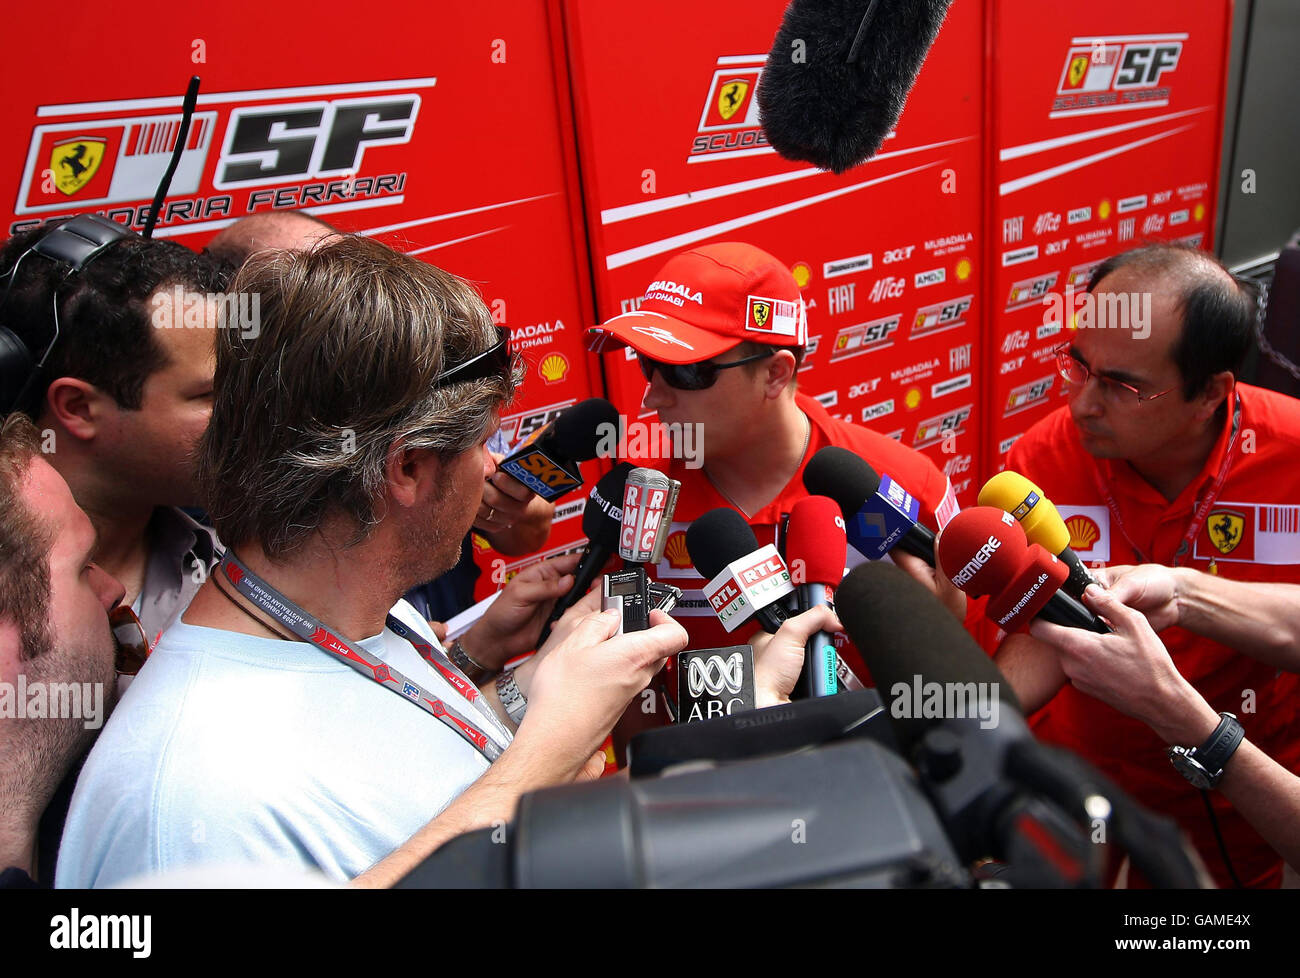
[1089,392,1242,569]
[218,551,507,761]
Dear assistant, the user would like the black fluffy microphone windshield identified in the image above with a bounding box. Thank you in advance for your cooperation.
[836,561,1021,752]
[758,0,954,173]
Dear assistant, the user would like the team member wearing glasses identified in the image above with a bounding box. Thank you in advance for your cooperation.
[999,242,1300,888]
[586,242,965,691]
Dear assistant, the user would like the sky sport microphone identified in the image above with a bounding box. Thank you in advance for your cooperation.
[802,446,935,566]
[543,462,632,633]
[785,495,847,698]
[758,0,955,173]
[619,468,681,565]
[686,508,794,634]
[978,470,1098,600]
[498,397,619,501]
[935,507,1111,635]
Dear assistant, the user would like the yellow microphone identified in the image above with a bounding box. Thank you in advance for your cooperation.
[978,470,1098,599]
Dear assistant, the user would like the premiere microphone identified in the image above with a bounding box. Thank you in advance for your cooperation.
[935,507,1111,634]
[978,471,1098,600]
[758,0,955,173]
[543,462,632,632]
[803,446,935,566]
[499,397,619,501]
[685,508,794,634]
[619,468,681,565]
[786,495,847,697]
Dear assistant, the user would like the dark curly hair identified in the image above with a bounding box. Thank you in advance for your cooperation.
[0,218,225,416]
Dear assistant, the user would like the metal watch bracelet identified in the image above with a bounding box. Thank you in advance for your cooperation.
[447,637,498,684]
[495,668,528,725]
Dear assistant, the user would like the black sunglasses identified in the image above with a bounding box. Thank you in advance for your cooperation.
[638,349,774,391]
[109,605,150,677]
[434,325,513,388]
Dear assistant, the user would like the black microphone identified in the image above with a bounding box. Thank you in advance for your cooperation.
[758,0,955,173]
[837,562,1202,886]
[685,508,793,635]
[542,463,632,634]
[498,397,619,501]
[803,446,936,566]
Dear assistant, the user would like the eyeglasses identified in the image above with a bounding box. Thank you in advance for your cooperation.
[433,325,514,388]
[1054,345,1174,404]
[638,349,775,391]
[109,605,150,677]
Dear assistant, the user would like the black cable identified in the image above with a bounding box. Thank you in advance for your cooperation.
[1200,789,1243,888]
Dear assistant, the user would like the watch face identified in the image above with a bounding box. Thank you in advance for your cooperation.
[1170,750,1215,790]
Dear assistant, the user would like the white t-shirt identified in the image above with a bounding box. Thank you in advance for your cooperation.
[56,600,511,888]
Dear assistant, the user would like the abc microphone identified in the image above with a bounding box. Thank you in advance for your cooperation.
[935,507,1111,635]
[803,446,936,566]
[785,495,847,698]
[978,471,1098,600]
[498,397,620,501]
[686,508,794,634]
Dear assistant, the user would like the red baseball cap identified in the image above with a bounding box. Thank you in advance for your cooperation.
[586,242,808,364]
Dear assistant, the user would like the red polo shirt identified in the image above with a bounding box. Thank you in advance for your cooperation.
[1006,382,1300,888]
[638,391,957,681]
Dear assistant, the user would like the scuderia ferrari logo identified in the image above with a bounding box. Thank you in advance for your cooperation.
[51,137,106,195]
[1207,510,1245,555]
[750,299,771,328]
[717,80,749,121]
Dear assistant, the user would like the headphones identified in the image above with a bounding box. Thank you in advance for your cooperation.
[0,213,136,415]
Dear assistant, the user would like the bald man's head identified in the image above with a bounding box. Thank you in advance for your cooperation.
[205,211,341,268]
[1087,243,1258,399]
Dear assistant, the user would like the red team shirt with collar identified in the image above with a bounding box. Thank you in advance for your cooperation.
[1006,383,1300,888]
[636,391,958,690]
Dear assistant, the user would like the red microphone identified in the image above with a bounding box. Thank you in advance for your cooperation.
[786,496,847,697]
[936,507,1111,635]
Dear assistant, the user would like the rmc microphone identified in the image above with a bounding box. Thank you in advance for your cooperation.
[619,467,681,566]
[785,495,847,698]
[978,470,1098,600]
[498,397,620,501]
[935,507,1111,635]
[803,446,936,566]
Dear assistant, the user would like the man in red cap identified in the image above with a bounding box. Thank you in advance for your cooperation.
[587,242,964,710]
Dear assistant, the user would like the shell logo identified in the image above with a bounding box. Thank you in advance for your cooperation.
[905,387,923,410]
[540,353,569,384]
[472,532,491,552]
[1066,515,1100,552]
[664,530,692,570]
[791,262,812,288]
[955,258,972,281]
[1099,199,1112,220]
[1194,203,1205,222]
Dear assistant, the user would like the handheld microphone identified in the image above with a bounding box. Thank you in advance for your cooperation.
[758,0,955,173]
[685,508,794,634]
[935,507,1111,635]
[543,463,632,633]
[978,471,1098,600]
[619,468,681,565]
[499,398,619,501]
[803,446,936,566]
[785,496,847,698]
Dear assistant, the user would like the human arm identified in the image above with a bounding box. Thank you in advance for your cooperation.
[747,606,845,707]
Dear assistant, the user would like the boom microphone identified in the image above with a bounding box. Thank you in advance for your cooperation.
[758,0,955,173]
[785,495,847,697]
[803,446,935,565]
[978,471,1098,600]
[499,398,619,501]
[935,507,1111,634]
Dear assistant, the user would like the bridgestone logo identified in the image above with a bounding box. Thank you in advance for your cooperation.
[951,534,1001,587]
[824,253,873,278]
[997,571,1050,626]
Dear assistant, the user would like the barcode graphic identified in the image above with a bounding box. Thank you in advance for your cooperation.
[125,117,209,156]
[1260,506,1300,535]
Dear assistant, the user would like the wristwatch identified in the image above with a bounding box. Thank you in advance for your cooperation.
[1168,712,1245,790]
[495,668,528,725]
[447,638,497,684]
